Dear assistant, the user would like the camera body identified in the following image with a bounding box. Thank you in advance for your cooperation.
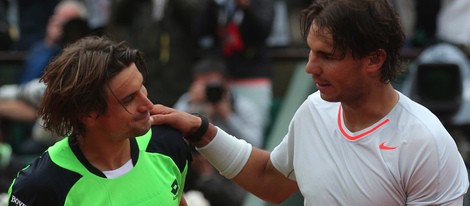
[205,82,225,103]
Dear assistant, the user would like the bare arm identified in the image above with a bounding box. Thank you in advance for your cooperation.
[0,99,38,122]
[233,147,299,203]
[150,104,299,203]
[179,196,187,206]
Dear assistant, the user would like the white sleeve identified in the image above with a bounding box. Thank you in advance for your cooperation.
[404,128,468,205]
[270,120,296,181]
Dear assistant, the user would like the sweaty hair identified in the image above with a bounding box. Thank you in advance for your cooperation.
[300,0,405,83]
[39,36,147,138]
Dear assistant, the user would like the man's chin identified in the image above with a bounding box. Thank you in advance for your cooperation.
[134,125,151,137]
[319,93,339,103]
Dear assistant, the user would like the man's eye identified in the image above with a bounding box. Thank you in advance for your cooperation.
[323,53,334,59]
[323,53,339,60]
[122,95,134,104]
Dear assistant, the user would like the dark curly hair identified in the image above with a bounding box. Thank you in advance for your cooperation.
[300,0,406,83]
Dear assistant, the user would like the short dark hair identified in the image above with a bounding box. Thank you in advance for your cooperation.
[300,0,405,83]
[59,17,92,46]
[39,36,147,138]
[193,57,227,77]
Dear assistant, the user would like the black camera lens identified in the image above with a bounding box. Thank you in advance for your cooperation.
[205,82,225,103]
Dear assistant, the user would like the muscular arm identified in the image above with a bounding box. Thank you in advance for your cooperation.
[150,104,299,203]
[232,147,299,203]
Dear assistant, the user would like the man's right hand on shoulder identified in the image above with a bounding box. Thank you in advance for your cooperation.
[150,104,217,147]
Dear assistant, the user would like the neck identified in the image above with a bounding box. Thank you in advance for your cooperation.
[341,84,398,132]
[77,135,131,171]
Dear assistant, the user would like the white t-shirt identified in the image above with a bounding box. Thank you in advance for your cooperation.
[271,91,468,205]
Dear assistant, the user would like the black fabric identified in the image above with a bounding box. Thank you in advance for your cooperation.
[146,125,192,173]
[9,152,82,206]
[69,137,106,178]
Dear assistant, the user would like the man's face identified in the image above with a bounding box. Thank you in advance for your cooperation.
[304,24,371,104]
[92,63,153,140]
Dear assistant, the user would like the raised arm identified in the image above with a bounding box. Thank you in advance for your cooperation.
[150,104,298,203]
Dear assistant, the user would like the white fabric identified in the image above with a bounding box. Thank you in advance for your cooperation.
[229,81,272,126]
[437,0,470,46]
[0,84,19,100]
[17,78,46,108]
[184,190,210,206]
[197,127,252,179]
[271,91,468,205]
[102,159,133,179]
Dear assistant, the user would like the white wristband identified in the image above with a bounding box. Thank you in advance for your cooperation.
[196,127,252,179]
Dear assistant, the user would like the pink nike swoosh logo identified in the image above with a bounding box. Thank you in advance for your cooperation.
[379,142,397,150]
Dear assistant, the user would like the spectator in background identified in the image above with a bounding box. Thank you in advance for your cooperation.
[13,0,59,51]
[392,0,440,49]
[81,0,110,36]
[106,0,200,107]
[174,58,265,147]
[192,0,275,136]
[18,0,88,84]
[59,17,93,47]
[175,58,267,206]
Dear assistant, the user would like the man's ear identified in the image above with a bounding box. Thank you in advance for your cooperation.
[81,112,99,126]
[367,49,386,71]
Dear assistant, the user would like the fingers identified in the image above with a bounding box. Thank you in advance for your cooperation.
[150,104,201,136]
[149,104,177,124]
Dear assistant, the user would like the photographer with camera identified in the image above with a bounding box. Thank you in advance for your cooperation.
[174,57,265,206]
[174,58,265,148]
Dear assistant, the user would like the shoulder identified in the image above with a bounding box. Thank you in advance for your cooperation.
[395,93,448,138]
[147,125,187,149]
[393,93,458,156]
[293,91,338,120]
[144,125,191,172]
[9,151,82,205]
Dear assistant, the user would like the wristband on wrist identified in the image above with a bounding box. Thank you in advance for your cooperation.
[186,113,209,142]
[196,127,252,179]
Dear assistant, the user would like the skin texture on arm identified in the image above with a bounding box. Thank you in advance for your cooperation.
[232,147,299,203]
[150,104,299,203]
[0,99,38,122]
[179,196,187,206]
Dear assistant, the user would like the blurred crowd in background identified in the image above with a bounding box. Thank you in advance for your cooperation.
[0,0,469,205]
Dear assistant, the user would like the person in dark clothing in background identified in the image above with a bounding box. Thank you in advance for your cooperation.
[13,0,59,51]
[17,0,88,84]
[106,0,200,107]
[192,0,275,136]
